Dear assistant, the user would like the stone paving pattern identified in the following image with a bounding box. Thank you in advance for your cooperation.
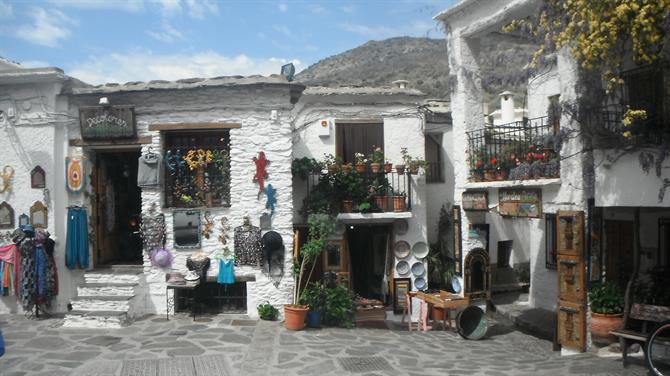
[0,313,648,375]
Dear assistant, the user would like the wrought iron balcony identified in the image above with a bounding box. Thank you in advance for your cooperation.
[466,116,560,182]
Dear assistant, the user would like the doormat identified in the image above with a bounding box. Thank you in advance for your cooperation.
[158,358,196,376]
[120,359,157,376]
[338,356,394,373]
[73,360,121,376]
[193,354,233,376]
[230,319,257,326]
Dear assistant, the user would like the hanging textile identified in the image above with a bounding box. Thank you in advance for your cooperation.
[65,207,89,269]
[233,222,262,267]
[137,149,162,188]
[19,237,35,311]
[186,255,210,282]
[217,259,235,285]
[66,157,85,194]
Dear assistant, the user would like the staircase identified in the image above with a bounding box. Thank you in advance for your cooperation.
[63,265,143,329]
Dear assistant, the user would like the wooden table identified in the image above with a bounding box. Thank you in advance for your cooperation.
[415,291,470,330]
[166,280,200,321]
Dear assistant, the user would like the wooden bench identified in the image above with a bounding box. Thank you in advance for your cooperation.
[610,303,670,367]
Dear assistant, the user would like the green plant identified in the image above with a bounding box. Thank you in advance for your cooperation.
[634,267,670,306]
[400,147,411,166]
[300,282,326,311]
[589,282,624,314]
[427,243,455,290]
[292,157,324,179]
[257,302,279,321]
[356,202,372,212]
[293,214,336,305]
[300,177,337,217]
[324,153,336,167]
[354,153,367,165]
[323,285,355,327]
[368,145,384,164]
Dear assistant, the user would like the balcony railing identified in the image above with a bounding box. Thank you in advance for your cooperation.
[466,116,560,182]
[303,169,412,215]
[589,103,670,146]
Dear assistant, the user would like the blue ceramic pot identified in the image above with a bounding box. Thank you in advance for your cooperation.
[306,311,322,328]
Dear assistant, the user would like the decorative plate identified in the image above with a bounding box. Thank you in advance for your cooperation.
[451,277,462,293]
[396,260,410,275]
[412,241,429,259]
[414,277,427,290]
[393,219,409,235]
[411,261,425,276]
[393,240,411,259]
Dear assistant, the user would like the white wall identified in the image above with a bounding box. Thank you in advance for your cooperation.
[425,122,454,244]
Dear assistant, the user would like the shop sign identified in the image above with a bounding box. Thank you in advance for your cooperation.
[79,105,136,139]
[499,189,542,218]
[462,191,488,211]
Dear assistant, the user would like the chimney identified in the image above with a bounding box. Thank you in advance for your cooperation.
[392,80,409,89]
[499,91,515,124]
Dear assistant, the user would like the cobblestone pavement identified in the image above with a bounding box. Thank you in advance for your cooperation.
[0,313,649,376]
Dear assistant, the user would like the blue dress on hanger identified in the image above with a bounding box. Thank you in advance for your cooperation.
[218,259,235,285]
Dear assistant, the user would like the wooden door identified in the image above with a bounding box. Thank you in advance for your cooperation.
[556,210,586,351]
[95,155,118,265]
[323,237,350,289]
[604,220,634,286]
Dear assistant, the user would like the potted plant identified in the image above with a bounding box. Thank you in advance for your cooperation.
[291,157,324,179]
[384,158,393,173]
[393,191,407,212]
[369,178,389,212]
[368,146,384,173]
[354,153,367,173]
[324,154,338,174]
[341,163,352,175]
[257,301,279,321]
[300,282,325,328]
[588,282,624,345]
[323,285,355,328]
[286,215,335,330]
[342,199,354,213]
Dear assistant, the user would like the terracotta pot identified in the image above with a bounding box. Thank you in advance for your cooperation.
[355,163,367,173]
[341,164,352,175]
[395,165,406,175]
[342,200,353,213]
[432,306,445,321]
[393,196,406,212]
[370,163,382,173]
[284,304,309,331]
[327,164,338,174]
[495,169,508,181]
[374,195,388,212]
[589,312,623,345]
[409,162,420,175]
[484,170,496,181]
[384,163,393,173]
[470,172,484,182]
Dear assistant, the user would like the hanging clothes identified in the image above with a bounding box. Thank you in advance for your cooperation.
[65,207,89,269]
[233,223,262,267]
[186,255,210,282]
[137,151,162,188]
[218,259,235,285]
[0,244,18,296]
[19,237,35,311]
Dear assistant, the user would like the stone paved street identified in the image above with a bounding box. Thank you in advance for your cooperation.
[0,313,648,376]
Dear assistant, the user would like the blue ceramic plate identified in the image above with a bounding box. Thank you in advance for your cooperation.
[411,261,425,276]
[396,260,410,275]
[451,277,462,293]
[412,242,429,259]
[414,277,427,290]
[394,241,411,259]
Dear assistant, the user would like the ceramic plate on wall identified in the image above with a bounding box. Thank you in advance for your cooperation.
[412,242,429,259]
[451,277,462,293]
[411,261,425,276]
[414,277,427,290]
[393,219,409,235]
[396,260,410,275]
[394,241,411,259]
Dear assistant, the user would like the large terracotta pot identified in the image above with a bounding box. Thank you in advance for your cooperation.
[483,170,496,181]
[393,196,406,212]
[327,164,338,174]
[495,169,508,181]
[341,164,352,175]
[342,200,354,213]
[384,163,393,173]
[409,162,420,175]
[374,195,387,212]
[395,165,406,175]
[284,304,309,331]
[432,306,445,321]
[589,312,623,345]
[355,163,367,173]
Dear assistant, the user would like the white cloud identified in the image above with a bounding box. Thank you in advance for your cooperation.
[186,0,218,19]
[154,0,181,16]
[46,0,144,13]
[67,50,303,85]
[147,21,184,43]
[341,5,355,13]
[273,25,291,37]
[308,5,327,14]
[0,1,13,18]
[15,7,77,47]
[278,3,287,12]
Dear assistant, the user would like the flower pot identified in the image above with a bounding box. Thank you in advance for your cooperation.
[384,163,393,173]
[355,163,367,173]
[374,195,388,212]
[342,200,353,213]
[495,169,508,181]
[370,163,382,173]
[483,170,496,181]
[327,164,338,174]
[284,304,309,331]
[306,311,322,328]
[393,196,406,212]
[432,306,445,321]
[341,164,352,175]
[395,165,406,175]
[409,162,420,175]
[471,172,484,182]
[589,312,623,345]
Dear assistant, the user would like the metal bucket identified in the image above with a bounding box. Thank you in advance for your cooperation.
[456,305,487,340]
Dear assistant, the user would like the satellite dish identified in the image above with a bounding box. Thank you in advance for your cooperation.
[281,63,295,81]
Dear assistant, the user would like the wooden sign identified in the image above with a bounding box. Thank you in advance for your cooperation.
[79,105,136,139]
[557,211,585,257]
[499,189,541,218]
[557,300,586,351]
[462,191,488,211]
[393,278,411,314]
[558,255,585,302]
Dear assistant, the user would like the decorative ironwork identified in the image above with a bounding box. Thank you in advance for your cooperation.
[463,248,491,300]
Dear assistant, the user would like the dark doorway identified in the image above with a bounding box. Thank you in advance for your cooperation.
[336,123,384,165]
[347,225,389,301]
[604,220,634,288]
[94,151,143,265]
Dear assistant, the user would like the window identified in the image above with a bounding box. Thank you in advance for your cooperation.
[164,131,230,208]
[425,134,444,183]
[336,123,383,164]
[545,213,557,269]
[497,240,512,268]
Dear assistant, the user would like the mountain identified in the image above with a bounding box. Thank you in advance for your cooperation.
[296,35,538,104]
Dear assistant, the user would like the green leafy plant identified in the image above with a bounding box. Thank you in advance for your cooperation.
[368,145,384,164]
[293,214,335,305]
[400,147,412,166]
[292,157,324,179]
[589,282,624,314]
[300,282,326,312]
[323,285,355,327]
[257,302,279,321]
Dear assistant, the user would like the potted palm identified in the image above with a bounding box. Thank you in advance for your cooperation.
[588,282,624,345]
[369,146,384,173]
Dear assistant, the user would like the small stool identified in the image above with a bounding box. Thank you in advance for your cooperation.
[402,294,420,331]
[418,301,433,331]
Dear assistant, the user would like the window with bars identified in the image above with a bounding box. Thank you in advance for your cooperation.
[164,131,231,208]
[545,213,557,269]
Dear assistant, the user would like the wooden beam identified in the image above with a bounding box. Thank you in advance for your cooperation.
[334,118,383,125]
[148,122,242,131]
[69,136,152,147]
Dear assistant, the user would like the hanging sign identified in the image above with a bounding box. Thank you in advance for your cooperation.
[499,189,541,218]
[79,105,136,140]
[462,191,488,211]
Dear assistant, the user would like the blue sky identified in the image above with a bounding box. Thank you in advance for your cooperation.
[0,0,455,84]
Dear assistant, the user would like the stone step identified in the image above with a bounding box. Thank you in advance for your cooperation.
[63,310,128,329]
[95,265,144,274]
[84,272,141,285]
[77,284,137,297]
[71,296,133,312]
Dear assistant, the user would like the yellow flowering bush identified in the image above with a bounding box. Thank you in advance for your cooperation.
[183,149,214,170]
[622,109,648,126]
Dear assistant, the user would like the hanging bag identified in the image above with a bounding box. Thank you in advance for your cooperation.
[0,328,5,357]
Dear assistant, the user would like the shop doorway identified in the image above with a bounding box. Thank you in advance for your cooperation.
[346,225,390,302]
[94,151,143,265]
[604,220,634,288]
